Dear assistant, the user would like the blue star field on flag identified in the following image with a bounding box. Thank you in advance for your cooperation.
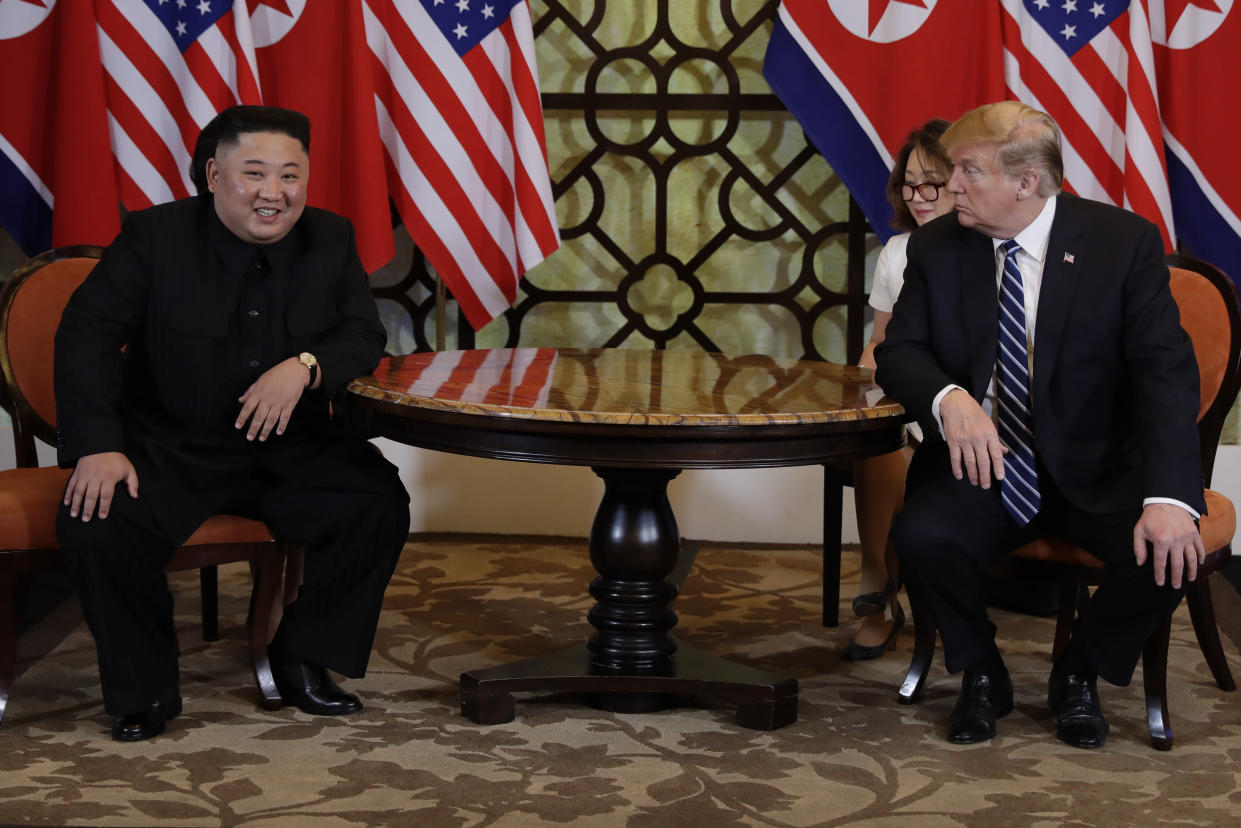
[144,0,231,51]
[421,0,524,56]
[1023,0,1128,57]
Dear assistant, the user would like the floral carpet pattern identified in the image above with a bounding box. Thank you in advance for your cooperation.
[3,537,1241,827]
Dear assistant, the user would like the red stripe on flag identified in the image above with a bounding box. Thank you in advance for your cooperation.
[379,148,494,327]
[364,0,559,330]
[1121,149,1163,222]
[370,65,517,297]
[999,15,1124,203]
[497,20,560,259]
[376,1,517,225]
[97,2,201,153]
[102,74,191,206]
[1068,39,1128,129]
[113,163,150,217]
[460,50,523,227]
[216,10,261,105]
[182,42,236,113]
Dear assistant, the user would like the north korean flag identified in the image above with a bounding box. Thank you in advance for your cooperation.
[763,0,1006,240]
[1153,1,1241,286]
[252,0,394,272]
[0,0,120,255]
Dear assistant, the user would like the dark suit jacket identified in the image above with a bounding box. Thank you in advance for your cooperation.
[875,193,1204,515]
[54,196,390,543]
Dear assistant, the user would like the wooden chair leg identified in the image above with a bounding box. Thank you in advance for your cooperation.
[249,545,284,710]
[200,565,219,642]
[1142,614,1174,751]
[822,465,844,628]
[1050,581,1077,662]
[1185,575,1237,692]
[898,583,936,704]
[0,567,16,725]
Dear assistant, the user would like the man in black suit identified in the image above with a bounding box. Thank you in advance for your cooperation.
[54,106,410,741]
[875,101,1205,748]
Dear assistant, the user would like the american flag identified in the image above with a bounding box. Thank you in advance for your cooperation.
[361,0,561,330]
[96,0,260,208]
[1001,0,1175,248]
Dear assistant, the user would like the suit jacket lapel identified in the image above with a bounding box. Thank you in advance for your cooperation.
[960,230,999,398]
[1033,196,1085,403]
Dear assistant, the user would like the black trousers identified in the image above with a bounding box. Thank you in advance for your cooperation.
[890,445,1186,687]
[56,441,410,718]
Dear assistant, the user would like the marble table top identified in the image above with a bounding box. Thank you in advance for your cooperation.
[347,348,904,428]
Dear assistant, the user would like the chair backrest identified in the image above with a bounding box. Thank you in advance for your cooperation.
[1166,254,1241,486]
[0,246,102,467]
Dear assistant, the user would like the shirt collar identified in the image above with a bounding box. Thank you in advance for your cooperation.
[207,199,298,276]
[992,194,1058,263]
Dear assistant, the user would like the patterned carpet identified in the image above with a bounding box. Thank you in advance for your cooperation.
[3,536,1241,827]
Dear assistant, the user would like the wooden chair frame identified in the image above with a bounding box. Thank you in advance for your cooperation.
[0,247,286,723]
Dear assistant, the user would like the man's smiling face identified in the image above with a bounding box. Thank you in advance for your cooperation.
[206,130,308,245]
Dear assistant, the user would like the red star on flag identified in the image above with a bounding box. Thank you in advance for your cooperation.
[247,0,295,17]
[1164,0,1224,34]
[869,0,929,36]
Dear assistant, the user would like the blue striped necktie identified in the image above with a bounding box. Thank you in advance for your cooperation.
[996,240,1041,525]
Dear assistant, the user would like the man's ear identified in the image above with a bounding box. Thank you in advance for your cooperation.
[1015,169,1040,201]
[205,158,219,194]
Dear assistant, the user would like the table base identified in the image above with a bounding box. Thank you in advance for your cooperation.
[460,638,798,730]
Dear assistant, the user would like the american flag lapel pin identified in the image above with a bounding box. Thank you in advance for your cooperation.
[1063,251,1076,264]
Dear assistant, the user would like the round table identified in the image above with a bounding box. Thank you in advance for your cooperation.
[346,347,906,729]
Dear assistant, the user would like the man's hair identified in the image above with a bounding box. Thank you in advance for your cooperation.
[189,105,311,196]
[942,101,1063,197]
[886,119,952,232]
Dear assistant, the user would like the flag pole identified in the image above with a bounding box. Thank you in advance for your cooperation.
[435,275,447,352]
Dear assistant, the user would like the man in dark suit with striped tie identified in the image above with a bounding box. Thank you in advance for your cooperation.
[876,101,1205,748]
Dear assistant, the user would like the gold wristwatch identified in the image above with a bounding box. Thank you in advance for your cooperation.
[298,352,319,387]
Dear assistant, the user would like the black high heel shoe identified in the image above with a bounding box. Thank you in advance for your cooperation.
[841,603,905,662]
[851,578,897,617]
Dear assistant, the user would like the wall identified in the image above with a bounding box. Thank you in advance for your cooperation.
[6,427,1239,545]
[379,438,1241,545]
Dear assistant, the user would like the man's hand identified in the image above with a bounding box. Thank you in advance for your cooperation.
[940,388,1007,488]
[1133,502,1204,589]
[64,451,139,522]
[236,357,312,441]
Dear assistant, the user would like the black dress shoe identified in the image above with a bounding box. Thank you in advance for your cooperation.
[270,647,363,716]
[1048,672,1109,749]
[842,604,905,661]
[946,669,1013,744]
[111,690,183,742]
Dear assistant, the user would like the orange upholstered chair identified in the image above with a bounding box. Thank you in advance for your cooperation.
[0,246,287,723]
[897,253,1240,750]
